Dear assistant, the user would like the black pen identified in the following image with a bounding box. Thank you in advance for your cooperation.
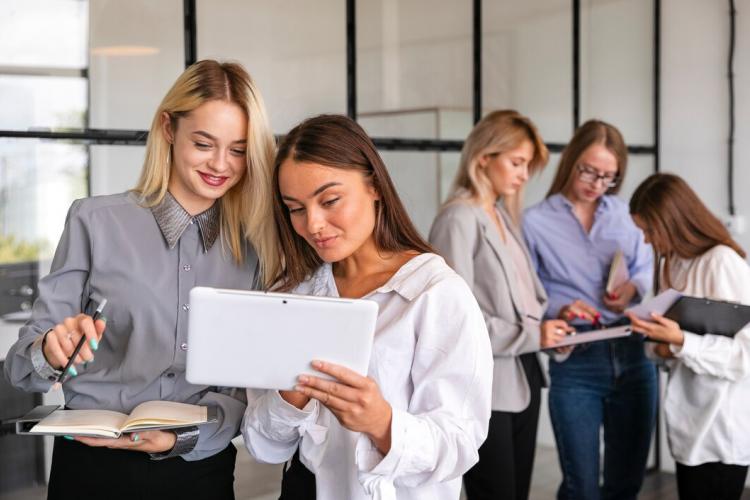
[53,299,108,389]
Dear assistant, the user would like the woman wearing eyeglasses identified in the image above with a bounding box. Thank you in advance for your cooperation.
[522,120,656,500]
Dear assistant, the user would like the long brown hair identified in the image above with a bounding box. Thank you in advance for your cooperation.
[446,109,548,225]
[546,119,627,198]
[272,114,434,291]
[133,59,278,285]
[629,173,746,290]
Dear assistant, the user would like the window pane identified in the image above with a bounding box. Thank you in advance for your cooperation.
[618,154,654,201]
[358,0,472,140]
[90,145,145,196]
[0,0,88,69]
[0,76,86,131]
[482,1,573,143]
[524,153,562,209]
[0,139,87,319]
[197,0,346,134]
[380,151,442,237]
[580,0,654,145]
[88,0,184,129]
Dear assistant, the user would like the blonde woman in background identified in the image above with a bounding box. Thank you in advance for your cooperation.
[4,59,277,500]
[429,110,573,500]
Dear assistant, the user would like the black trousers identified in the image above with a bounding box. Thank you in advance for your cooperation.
[279,449,316,499]
[47,436,237,500]
[463,353,543,500]
[676,461,749,500]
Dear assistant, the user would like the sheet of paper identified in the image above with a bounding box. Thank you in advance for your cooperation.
[626,288,683,320]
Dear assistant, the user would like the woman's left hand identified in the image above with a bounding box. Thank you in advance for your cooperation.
[627,312,684,345]
[296,360,392,455]
[75,430,177,453]
[603,281,638,313]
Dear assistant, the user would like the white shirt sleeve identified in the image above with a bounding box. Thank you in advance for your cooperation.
[242,388,320,464]
[355,277,493,489]
[670,248,750,381]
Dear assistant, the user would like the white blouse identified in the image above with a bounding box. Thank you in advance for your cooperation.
[242,253,493,499]
[659,245,750,466]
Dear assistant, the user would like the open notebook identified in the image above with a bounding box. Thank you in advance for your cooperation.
[15,401,215,438]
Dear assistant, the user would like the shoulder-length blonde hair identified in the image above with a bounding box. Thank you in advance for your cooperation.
[132,59,278,287]
[546,119,627,198]
[629,173,746,290]
[446,110,548,225]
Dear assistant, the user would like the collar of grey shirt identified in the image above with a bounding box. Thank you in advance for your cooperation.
[151,191,220,251]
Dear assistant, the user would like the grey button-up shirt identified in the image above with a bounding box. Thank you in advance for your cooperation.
[4,191,258,461]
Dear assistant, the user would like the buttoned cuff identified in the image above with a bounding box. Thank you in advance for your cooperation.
[670,331,699,358]
[30,330,62,382]
[355,408,433,477]
[149,426,200,460]
[269,390,317,419]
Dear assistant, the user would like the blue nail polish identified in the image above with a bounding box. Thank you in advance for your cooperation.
[90,338,98,351]
[63,435,74,440]
[69,366,78,377]
[131,433,140,442]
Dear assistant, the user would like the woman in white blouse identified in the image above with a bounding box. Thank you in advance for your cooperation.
[626,173,750,500]
[242,114,493,500]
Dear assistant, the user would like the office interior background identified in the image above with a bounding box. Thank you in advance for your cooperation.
[0,0,748,498]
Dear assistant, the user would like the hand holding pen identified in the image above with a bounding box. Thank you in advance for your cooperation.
[42,299,108,388]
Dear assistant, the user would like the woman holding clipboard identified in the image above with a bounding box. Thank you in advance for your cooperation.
[522,120,656,500]
[4,60,277,499]
[242,114,493,499]
[627,173,750,500]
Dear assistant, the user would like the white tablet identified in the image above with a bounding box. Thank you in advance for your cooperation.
[186,287,379,390]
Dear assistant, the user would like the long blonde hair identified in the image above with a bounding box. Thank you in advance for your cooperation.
[133,59,278,287]
[446,110,548,224]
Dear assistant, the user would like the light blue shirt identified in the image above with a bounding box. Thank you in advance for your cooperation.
[522,193,653,325]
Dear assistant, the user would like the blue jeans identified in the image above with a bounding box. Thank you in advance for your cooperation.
[548,329,657,500]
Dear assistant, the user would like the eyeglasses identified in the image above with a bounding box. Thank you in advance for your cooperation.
[576,164,619,188]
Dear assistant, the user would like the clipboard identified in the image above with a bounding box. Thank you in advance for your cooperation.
[664,296,750,338]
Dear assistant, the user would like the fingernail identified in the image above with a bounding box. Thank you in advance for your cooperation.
[567,312,575,320]
[131,433,139,442]
[295,385,306,393]
[99,315,108,325]
[311,360,322,369]
[90,338,98,351]
[69,366,78,377]
[63,435,74,440]
[298,375,309,383]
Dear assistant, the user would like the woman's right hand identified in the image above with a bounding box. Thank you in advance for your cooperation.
[42,314,106,371]
[540,319,576,349]
[279,390,310,409]
[558,299,601,325]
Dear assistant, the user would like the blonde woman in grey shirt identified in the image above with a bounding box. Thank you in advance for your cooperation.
[430,110,573,500]
[4,60,277,500]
